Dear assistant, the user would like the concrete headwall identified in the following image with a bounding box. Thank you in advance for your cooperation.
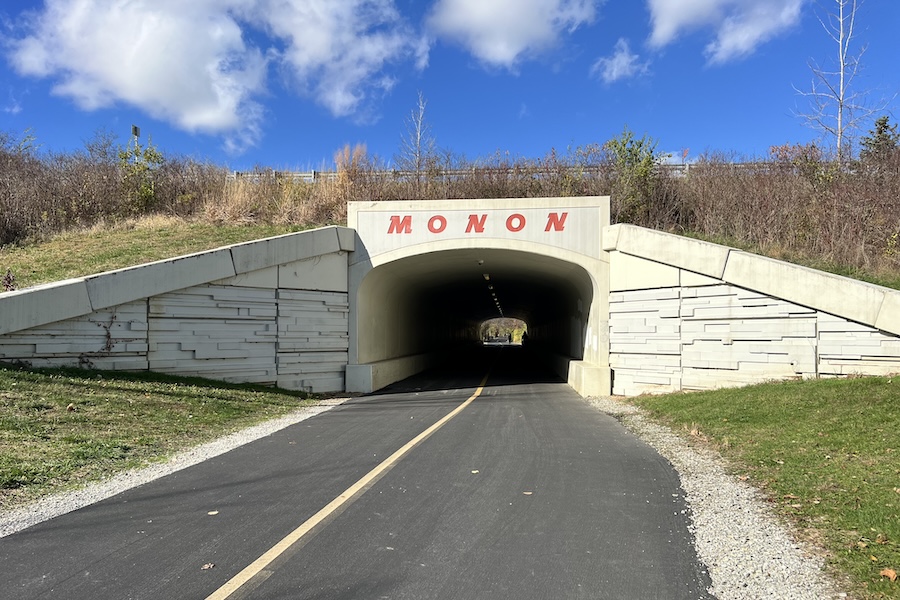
[0,227,355,393]
[604,224,900,396]
[346,197,612,396]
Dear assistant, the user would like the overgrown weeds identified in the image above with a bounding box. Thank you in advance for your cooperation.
[2,129,900,286]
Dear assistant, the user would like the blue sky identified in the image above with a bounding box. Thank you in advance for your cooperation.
[1,0,898,171]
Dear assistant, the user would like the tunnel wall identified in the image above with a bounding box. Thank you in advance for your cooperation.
[604,224,900,396]
[0,227,354,393]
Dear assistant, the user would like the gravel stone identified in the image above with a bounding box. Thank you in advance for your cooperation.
[585,395,847,600]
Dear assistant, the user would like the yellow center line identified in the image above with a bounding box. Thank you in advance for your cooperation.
[206,373,491,600]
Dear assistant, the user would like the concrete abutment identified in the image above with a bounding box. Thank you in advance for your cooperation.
[2,197,900,396]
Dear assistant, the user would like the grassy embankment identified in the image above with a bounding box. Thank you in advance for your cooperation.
[632,378,900,600]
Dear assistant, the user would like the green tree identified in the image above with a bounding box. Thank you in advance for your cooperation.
[118,133,164,214]
[603,125,667,224]
[859,115,900,163]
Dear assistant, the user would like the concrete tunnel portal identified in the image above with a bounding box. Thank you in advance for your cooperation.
[346,198,612,397]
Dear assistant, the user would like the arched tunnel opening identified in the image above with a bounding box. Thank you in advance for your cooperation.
[479,318,527,344]
[351,247,601,391]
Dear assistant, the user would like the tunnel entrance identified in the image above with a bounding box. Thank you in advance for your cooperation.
[480,318,527,345]
[346,197,611,396]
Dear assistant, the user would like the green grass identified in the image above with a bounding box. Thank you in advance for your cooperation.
[630,376,900,599]
[0,218,308,290]
[0,365,316,510]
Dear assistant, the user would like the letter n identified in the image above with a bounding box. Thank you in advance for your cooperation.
[466,214,487,233]
[545,212,568,232]
[388,215,412,234]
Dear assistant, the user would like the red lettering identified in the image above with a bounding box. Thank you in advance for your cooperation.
[428,215,447,233]
[388,215,412,234]
[506,213,526,232]
[545,212,568,232]
[466,214,487,233]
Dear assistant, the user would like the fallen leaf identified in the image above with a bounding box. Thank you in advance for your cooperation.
[880,568,897,582]
[202,563,215,570]
[871,555,879,562]
[783,494,800,500]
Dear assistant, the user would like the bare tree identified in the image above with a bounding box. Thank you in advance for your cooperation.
[395,91,437,196]
[796,0,887,163]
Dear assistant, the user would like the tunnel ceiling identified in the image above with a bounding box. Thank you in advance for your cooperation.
[371,248,593,324]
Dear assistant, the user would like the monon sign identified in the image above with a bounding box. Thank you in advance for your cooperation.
[350,198,609,262]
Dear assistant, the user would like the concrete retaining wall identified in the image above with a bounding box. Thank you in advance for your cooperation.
[604,224,900,396]
[0,227,354,393]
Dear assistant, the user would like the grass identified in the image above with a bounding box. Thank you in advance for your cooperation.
[0,216,309,290]
[630,376,900,599]
[0,364,316,511]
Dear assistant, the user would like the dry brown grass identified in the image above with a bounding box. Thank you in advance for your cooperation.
[3,129,899,286]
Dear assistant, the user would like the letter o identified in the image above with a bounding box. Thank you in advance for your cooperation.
[506,213,526,232]
[428,215,447,233]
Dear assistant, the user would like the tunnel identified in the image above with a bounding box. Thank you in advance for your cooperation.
[347,245,610,396]
[345,197,611,396]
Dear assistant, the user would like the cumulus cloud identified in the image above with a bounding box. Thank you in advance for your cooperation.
[242,0,424,118]
[647,0,806,64]
[426,0,598,68]
[9,0,268,151]
[7,0,423,152]
[591,38,648,83]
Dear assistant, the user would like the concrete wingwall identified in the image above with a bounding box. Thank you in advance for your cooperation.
[4,217,900,399]
[604,224,900,396]
[0,227,355,393]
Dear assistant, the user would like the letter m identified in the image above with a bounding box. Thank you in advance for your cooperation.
[388,215,412,234]
[545,212,568,232]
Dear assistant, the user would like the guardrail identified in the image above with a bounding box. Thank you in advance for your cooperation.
[227,164,708,183]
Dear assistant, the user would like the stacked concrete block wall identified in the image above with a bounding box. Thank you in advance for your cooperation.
[604,224,900,397]
[0,227,354,393]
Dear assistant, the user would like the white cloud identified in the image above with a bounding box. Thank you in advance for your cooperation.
[591,38,648,83]
[647,0,806,64]
[243,0,422,118]
[426,0,598,68]
[7,0,423,152]
[9,0,268,152]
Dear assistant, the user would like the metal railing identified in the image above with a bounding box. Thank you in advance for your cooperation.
[227,163,709,183]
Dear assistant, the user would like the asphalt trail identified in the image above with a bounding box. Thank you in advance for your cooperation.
[0,346,711,599]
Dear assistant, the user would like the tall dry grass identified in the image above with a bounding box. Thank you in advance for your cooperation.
[2,131,899,283]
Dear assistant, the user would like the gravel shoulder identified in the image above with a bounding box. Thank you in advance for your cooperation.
[586,395,848,600]
[0,394,850,599]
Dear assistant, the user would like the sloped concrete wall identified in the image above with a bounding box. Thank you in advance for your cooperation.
[604,225,900,396]
[0,227,354,393]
